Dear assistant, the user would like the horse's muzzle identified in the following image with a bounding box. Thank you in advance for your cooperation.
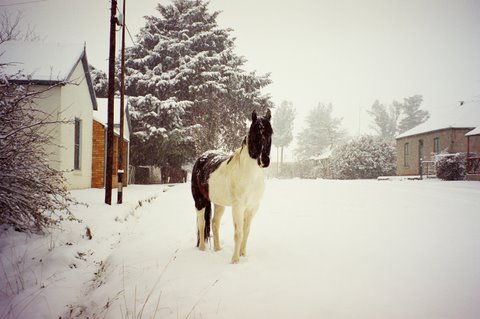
[258,154,270,168]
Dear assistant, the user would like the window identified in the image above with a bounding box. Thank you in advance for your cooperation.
[74,118,81,170]
[404,142,410,167]
[433,137,440,154]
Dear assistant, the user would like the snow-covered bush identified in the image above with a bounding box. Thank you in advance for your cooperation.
[435,153,466,180]
[0,75,78,232]
[331,136,396,179]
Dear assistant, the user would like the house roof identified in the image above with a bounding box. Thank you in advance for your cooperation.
[310,146,332,161]
[396,101,480,139]
[466,126,480,136]
[94,97,131,141]
[0,40,97,110]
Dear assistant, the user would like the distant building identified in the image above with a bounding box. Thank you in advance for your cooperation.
[395,101,480,180]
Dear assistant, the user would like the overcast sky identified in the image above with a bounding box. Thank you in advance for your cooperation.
[5,0,480,153]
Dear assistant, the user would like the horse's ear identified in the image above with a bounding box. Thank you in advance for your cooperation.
[265,108,271,121]
[252,110,257,122]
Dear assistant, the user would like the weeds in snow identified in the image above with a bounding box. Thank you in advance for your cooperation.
[119,249,179,319]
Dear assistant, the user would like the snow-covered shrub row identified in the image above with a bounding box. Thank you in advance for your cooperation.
[434,153,466,180]
[331,136,396,179]
[0,76,78,232]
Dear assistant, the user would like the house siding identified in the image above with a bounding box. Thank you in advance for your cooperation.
[91,121,106,188]
[60,61,94,189]
[28,67,93,190]
[30,85,62,171]
[396,128,480,176]
[91,119,129,189]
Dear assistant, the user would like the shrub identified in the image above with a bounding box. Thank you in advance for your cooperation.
[435,153,466,180]
[0,75,79,232]
[331,136,396,179]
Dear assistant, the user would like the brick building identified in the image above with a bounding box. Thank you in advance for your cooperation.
[92,98,131,188]
[396,101,480,178]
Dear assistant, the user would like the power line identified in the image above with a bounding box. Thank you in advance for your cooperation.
[0,0,47,7]
[116,4,136,46]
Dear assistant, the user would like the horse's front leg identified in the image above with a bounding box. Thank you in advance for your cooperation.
[231,205,245,264]
[240,208,257,257]
[213,204,225,251]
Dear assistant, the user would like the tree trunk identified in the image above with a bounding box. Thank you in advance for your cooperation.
[280,146,284,173]
[276,146,280,175]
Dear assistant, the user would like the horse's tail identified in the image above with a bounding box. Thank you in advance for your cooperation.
[204,201,212,243]
[196,201,212,247]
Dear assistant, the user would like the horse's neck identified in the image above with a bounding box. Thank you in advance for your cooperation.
[237,144,262,175]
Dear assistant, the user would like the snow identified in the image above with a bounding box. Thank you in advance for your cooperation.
[1,179,480,318]
[0,41,85,82]
[396,101,480,139]
[466,126,480,136]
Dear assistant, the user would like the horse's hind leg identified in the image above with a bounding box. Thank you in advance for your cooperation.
[197,208,206,251]
[213,204,225,251]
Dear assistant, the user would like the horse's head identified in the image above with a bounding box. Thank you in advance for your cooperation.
[247,109,273,168]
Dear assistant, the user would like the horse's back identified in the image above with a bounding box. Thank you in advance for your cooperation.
[208,155,265,209]
[191,150,231,209]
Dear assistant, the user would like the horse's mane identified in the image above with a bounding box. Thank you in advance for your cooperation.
[227,136,247,166]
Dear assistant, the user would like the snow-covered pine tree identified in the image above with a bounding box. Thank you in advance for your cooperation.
[272,101,295,167]
[295,103,346,160]
[125,0,272,168]
[89,64,108,98]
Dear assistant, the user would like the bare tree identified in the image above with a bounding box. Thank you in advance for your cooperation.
[0,15,79,231]
[0,10,39,44]
[0,68,80,232]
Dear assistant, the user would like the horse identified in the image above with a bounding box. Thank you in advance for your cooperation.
[191,109,273,263]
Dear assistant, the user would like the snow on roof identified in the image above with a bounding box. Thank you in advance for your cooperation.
[396,101,480,139]
[0,40,85,82]
[310,146,332,160]
[466,126,480,136]
[94,97,130,141]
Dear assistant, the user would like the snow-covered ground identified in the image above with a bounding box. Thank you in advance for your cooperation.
[1,179,480,319]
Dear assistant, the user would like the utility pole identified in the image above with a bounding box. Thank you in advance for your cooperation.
[105,0,117,205]
[117,0,126,204]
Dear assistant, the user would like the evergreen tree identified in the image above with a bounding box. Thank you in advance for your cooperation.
[367,100,400,141]
[125,0,272,168]
[272,100,295,167]
[398,95,429,133]
[89,64,108,98]
[367,94,429,139]
[295,103,346,160]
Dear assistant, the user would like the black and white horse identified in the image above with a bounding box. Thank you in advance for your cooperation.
[191,109,273,263]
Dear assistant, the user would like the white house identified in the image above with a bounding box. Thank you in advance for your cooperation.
[0,40,98,189]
